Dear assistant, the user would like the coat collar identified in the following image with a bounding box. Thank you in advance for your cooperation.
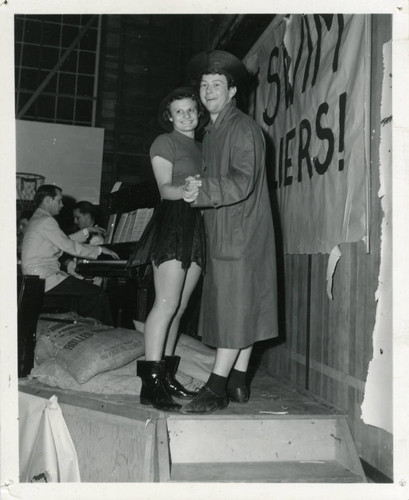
[205,99,236,132]
[33,207,53,218]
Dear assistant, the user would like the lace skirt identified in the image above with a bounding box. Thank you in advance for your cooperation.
[127,199,206,271]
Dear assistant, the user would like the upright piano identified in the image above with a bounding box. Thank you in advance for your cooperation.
[77,181,160,325]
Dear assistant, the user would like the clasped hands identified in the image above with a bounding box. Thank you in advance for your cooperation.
[181,175,202,203]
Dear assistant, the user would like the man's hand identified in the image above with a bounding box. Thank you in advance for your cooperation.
[100,247,120,259]
[88,226,108,237]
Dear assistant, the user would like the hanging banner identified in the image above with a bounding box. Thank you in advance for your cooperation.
[244,14,369,254]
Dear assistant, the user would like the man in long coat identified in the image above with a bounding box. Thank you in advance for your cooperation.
[182,50,279,413]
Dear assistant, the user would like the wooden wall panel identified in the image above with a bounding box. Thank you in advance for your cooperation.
[260,15,392,478]
[60,403,157,482]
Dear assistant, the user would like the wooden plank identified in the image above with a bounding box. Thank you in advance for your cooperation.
[318,254,328,401]
[18,380,158,422]
[156,418,171,482]
[319,253,328,401]
[378,428,393,479]
[321,254,331,404]
[296,254,309,387]
[354,243,367,382]
[293,255,303,385]
[59,403,150,482]
[169,461,365,483]
[19,367,337,426]
[166,418,339,464]
[362,237,377,377]
[309,255,321,396]
[335,418,367,481]
[352,397,364,464]
[282,256,293,378]
[287,255,297,384]
[141,419,157,482]
[348,242,358,406]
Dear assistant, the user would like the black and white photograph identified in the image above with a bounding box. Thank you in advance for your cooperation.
[1,1,408,499]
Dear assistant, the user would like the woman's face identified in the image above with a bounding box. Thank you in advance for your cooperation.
[169,97,198,136]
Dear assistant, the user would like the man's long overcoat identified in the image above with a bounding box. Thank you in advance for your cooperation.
[194,101,279,348]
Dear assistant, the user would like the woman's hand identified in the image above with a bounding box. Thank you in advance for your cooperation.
[182,175,202,202]
[185,174,202,186]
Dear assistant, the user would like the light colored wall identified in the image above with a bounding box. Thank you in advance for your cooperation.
[16,120,104,205]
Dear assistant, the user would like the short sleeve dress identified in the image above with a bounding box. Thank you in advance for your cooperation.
[127,129,206,270]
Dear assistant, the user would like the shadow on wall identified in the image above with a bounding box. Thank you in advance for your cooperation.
[264,130,287,342]
[246,130,287,383]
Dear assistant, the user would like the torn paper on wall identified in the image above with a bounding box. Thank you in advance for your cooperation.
[326,245,341,300]
[361,40,392,434]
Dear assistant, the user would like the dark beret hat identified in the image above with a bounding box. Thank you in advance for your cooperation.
[187,50,249,84]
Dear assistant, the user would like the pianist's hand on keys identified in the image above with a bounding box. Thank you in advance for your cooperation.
[100,246,120,260]
[88,226,108,238]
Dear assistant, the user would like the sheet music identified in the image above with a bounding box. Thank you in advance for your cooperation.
[110,181,122,193]
[111,208,154,243]
[129,208,154,242]
[121,210,135,242]
[112,212,128,243]
[105,213,117,244]
[122,211,136,242]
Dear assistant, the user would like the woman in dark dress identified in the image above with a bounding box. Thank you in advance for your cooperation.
[132,87,206,411]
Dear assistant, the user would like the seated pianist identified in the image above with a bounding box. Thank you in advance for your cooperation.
[63,201,106,286]
[21,184,119,325]
[72,201,105,245]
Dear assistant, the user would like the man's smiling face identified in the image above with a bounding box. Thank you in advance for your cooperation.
[199,73,236,122]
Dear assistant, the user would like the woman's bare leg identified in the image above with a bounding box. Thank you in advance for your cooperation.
[143,260,186,360]
[164,262,202,356]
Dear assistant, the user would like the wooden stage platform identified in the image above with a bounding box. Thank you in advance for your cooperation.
[19,368,366,483]
[19,368,339,420]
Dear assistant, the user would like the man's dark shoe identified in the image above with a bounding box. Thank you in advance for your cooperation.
[181,385,229,414]
[227,386,250,403]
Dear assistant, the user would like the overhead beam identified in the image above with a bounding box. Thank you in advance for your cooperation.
[209,14,245,51]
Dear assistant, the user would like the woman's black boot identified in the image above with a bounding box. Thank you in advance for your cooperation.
[163,355,199,399]
[137,360,181,411]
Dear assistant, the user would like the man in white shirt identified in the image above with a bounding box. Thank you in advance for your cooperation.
[22,184,118,324]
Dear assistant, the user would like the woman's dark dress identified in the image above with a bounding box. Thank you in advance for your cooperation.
[127,129,205,271]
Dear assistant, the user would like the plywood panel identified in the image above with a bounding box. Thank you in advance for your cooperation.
[169,461,364,483]
[167,418,339,464]
[59,403,156,482]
